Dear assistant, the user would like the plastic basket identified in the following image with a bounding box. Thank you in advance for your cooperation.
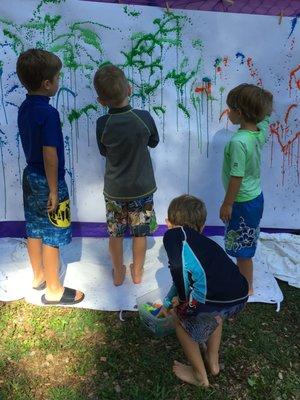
[137,287,174,337]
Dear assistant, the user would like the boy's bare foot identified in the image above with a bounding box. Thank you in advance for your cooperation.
[32,272,45,289]
[130,263,144,284]
[32,278,45,289]
[173,361,209,387]
[112,265,126,286]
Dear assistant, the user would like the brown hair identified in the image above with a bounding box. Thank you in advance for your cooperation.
[168,194,207,232]
[227,83,273,124]
[16,49,62,91]
[93,64,129,107]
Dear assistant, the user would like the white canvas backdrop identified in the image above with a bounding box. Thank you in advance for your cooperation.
[0,0,299,227]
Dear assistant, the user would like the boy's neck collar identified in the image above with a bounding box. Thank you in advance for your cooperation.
[239,121,259,131]
[108,104,132,114]
[27,89,51,96]
[26,93,50,102]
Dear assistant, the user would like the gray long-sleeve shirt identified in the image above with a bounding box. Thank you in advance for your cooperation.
[96,105,159,200]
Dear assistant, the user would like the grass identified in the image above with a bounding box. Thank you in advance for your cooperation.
[0,281,299,400]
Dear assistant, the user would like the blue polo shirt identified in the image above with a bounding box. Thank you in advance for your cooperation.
[18,95,65,179]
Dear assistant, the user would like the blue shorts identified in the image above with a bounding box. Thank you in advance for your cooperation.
[225,192,264,258]
[22,167,71,247]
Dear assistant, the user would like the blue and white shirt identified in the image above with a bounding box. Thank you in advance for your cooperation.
[163,226,249,309]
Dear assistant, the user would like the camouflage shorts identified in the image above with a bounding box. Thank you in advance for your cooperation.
[104,194,157,237]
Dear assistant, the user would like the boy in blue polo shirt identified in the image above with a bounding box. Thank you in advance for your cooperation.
[17,49,84,305]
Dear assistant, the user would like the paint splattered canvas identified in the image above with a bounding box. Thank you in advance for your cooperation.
[0,0,299,228]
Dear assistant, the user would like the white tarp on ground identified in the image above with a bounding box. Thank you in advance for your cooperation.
[259,232,300,289]
[1,233,298,311]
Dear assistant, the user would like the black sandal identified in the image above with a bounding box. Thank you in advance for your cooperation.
[41,287,85,305]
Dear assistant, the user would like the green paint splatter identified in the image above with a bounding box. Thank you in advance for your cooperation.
[178,102,190,119]
[153,105,166,116]
[3,29,24,54]
[68,104,97,123]
[124,6,141,18]
[24,14,61,31]
[67,109,81,124]
[214,57,222,68]
[192,39,203,49]
[36,0,65,14]
[219,86,225,117]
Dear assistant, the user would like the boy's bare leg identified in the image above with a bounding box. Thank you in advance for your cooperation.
[109,237,126,286]
[43,244,83,301]
[27,238,45,287]
[131,236,146,284]
[205,319,223,376]
[173,318,209,387]
[237,258,253,295]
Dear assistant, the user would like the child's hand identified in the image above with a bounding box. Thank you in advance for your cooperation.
[219,203,232,223]
[47,191,59,213]
[158,306,170,317]
[172,296,179,307]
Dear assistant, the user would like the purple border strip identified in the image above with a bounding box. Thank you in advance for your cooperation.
[0,221,297,238]
[81,0,300,17]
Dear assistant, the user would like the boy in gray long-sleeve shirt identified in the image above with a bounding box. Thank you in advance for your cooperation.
[94,65,159,286]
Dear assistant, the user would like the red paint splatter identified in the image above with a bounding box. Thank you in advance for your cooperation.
[223,56,229,66]
[270,123,300,155]
[246,57,263,87]
[195,86,204,93]
[288,65,300,95]
[284,103,297,125]
[195,82,212,96]
[270,104,300,185]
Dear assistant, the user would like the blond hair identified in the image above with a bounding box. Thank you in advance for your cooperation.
[168,195,207,232]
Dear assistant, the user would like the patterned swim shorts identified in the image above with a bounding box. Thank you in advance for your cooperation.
[225,192,264,258]
[104,194,157,237]
[22,167,72,247]
[176,301,246,343]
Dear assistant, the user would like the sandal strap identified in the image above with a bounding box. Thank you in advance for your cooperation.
[61,287,77,302]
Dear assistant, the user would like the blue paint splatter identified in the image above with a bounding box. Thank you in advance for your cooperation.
[8,72,17,79]
[6,84,18,95]
[6,101,19,108]
[235,51,245,65]
[0,64,8,124]
[56,86,76,109]
[288,14,300,39]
